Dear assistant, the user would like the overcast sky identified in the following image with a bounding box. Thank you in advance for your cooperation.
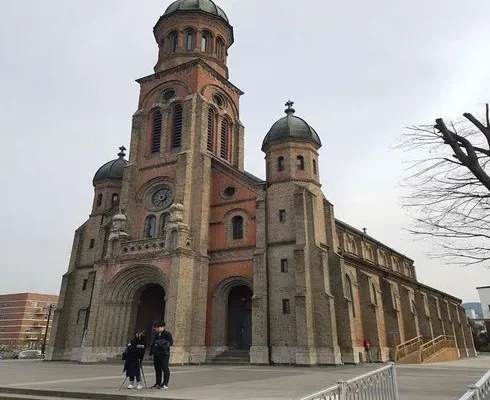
[1,0,490,302]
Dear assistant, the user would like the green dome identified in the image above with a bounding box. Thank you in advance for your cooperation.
[262,101,322,151]
[92,147,128,187]
[164,0,229,23]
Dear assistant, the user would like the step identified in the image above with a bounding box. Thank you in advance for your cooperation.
[0,387,188,400]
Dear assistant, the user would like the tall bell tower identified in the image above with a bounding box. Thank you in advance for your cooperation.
[118,0,245,363]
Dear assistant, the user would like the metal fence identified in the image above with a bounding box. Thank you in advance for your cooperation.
[459,369,490,400]
[298,363,399,400]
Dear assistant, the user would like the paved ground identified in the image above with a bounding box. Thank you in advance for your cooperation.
[0,355,488,400]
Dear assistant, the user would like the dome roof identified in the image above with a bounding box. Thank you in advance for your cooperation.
[92,146,128,187]
[261,101,322,151]
[164,0,229,23]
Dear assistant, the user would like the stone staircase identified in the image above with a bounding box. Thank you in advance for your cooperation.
[208,348,250,365]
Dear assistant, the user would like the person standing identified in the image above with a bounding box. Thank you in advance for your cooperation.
[122,332,146,390]
[150,321,173,389]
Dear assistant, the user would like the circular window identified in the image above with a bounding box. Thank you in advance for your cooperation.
[150,185,174,209]
[223,186,236,198]
[213,93,225,108]
[162,89,176,102]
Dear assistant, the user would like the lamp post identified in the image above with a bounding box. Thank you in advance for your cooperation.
[41,303,55,355]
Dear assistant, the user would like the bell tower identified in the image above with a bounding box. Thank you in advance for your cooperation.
[118,0,246,364]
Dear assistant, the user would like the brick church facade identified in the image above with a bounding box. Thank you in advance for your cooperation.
[46,0,475,365]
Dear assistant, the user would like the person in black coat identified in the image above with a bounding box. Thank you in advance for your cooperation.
[122,332,146,390]
[149,321,173,389]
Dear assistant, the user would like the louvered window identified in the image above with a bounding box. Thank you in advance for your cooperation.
[171,105,183,149]
[151,111,162,153]
[207,109,214,151]
[220,119,228,159]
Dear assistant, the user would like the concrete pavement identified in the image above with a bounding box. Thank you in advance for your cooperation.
[0,355,488,399]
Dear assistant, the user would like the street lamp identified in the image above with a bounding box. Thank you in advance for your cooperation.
[41,303,55,355]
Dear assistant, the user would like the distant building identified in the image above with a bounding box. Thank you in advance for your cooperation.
[0,293,58,350]
[462,302,483,319]
[477,287,490,320]
[465,309,477,320]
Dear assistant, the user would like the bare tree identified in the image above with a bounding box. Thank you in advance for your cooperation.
[398,103,490,266]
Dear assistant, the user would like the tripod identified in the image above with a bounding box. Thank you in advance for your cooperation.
[118,359,147,391]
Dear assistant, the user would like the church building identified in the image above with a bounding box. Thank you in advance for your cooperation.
[46,0,475,365]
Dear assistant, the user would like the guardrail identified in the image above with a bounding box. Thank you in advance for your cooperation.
[395,335,422,361]
[421,335,456,362]
[459,369,490,400]
[298,363,399,400]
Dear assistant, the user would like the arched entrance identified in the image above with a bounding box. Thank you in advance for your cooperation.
[227,285,252,349]
[135,284,165,343]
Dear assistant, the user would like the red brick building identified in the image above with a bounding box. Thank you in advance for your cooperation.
[0,293,58,350]
[46,0,475,365]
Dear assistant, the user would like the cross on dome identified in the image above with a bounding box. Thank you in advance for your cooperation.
[285,100,295,115]
[118,146,127,158]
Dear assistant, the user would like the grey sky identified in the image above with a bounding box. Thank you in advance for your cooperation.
[1,0,490,302]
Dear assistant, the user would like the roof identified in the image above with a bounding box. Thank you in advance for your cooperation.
[164,0,229,23]
[262,101,322,151]
[92,147,128,187]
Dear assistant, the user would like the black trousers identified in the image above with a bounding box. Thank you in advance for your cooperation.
[153,353,170,386]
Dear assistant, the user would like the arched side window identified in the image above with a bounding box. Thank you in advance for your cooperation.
[220,119,229,159]
[207,108,215,151]
[151,110,162,153]
[111,193,119,206]
[216,37,225,60]
[185,32,193,51]
[370,282,378,305]
[296,155,305,170]
[171,104,183,149]
[159,213,170,237]
[170,32,178,53]
[312,159,317,174]
[96,193,103,207]
[144,215,157,238]
[344,274,353,301]
[277,156,285,172]
[201,33,209,53]
[232,215,244,240]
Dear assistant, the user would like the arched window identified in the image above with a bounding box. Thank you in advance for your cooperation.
[312,159,317,174]
[232,215,244,240]
[151,110,162,153]
[159,213,170,237]
[201,33,209,53]
[344,274,353,301]
[144,215,157,238]
[370,282,378,305]
[296,155,305,170]
[171,104,183,149]
[96,193,103,207]
[207,108,215,151]
[170,32,178,53]
[216,37,225,60]
[277,156,285,171]
[220,119,229,159]
[185,32,193,51]
[111,193,119,206]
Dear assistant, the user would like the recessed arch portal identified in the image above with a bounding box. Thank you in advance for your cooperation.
[211,276,253,349]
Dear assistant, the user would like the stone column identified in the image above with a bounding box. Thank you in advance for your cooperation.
[358,272,383,362]
[428,296,444,337]
[441,300,459,357]
[399,285,420,341]
[250,195,269,364]
[415,291,434,342]
[381,279,404,360]
[450,303,468,358]
[458,306,477,357]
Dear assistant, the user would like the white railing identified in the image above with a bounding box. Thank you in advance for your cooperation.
[299,363,399,400]
[459,369,490,400]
